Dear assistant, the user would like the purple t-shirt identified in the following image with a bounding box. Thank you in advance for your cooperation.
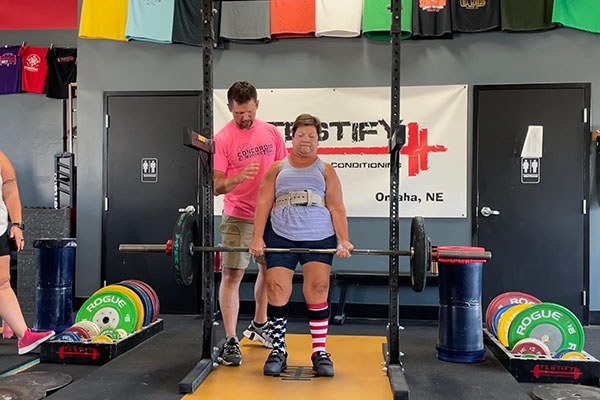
[0,46,22,94]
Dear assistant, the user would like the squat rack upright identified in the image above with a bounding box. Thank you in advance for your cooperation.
[178,1,410,398]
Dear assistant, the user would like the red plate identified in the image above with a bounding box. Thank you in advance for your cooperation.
[64,325,90,339]
[485,292,541,332]
[124,280,160,322]
[511,338,551,356]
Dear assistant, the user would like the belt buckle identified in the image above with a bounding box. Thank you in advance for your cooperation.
[304,189,312,206]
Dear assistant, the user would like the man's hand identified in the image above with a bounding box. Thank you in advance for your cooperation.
[234,160,259,184]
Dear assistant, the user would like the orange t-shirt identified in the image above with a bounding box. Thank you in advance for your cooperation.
[270,0,315,39]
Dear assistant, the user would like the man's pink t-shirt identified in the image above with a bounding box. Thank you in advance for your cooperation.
[214,119,287,220]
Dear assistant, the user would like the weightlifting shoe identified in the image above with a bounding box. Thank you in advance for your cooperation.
[263,349,287,376]
[219,336,242,366]
[311,351,334,377]
[18,329,55,355]
[243,321,273,348]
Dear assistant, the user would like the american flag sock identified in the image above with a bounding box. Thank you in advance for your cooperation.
[267,303,289,354]
[307,301,329,356]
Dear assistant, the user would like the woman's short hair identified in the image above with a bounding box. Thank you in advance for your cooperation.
[292,113,321,137]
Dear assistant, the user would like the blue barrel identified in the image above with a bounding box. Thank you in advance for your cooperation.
[33,238,76,333]
[436,246,487,363]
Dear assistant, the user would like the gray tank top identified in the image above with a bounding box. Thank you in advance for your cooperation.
[0,167,8,236]
[270,158,334,241]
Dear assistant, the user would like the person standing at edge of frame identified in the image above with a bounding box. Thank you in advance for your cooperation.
[250,113,354,377]
[0,150,55,355]
[213,81,288,366]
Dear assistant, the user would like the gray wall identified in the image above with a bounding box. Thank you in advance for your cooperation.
[3,27,600,311]
[0,30,77,207]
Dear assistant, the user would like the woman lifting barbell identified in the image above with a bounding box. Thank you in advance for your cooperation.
[250,113,354,377]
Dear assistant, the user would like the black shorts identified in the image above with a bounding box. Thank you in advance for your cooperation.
[263,219,336,271]
[0,231,11,257]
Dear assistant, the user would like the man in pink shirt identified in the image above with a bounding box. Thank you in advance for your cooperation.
[213,81,287,366]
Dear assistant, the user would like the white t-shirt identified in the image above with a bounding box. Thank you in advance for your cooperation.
[315,0,363,38]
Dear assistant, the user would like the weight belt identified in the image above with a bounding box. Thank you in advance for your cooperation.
[275,190,324,207]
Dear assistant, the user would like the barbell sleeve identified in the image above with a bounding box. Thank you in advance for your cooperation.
[119,244,168,253]
[119,244,491,261]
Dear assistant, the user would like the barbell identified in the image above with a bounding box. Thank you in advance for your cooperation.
[119,212,491,292]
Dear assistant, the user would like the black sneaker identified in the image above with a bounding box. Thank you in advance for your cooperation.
[311,351,334,377]
[243,321,273,348]
[219,337,242,366]
[263,349,287,376]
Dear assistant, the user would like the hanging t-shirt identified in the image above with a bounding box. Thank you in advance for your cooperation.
[125,0,176,44]
[79,0,128,41]
[220,1,271,43]
[412,0,453,39]
[172,0,223,48]
[451,0,499,33]
[363,0,412,41]
[18,46,49,94]
[501,0,557,32]
[270,0,315,39]
[315,0,363,38]
[0,46,22,95]
[173,0,200,45]
[45,47,77,99]
[552,0,600,34]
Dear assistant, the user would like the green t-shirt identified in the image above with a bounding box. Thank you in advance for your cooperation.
[552,0,600,34]
[362,0,412,41]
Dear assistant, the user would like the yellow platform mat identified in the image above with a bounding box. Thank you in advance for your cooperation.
[183,334,393,400]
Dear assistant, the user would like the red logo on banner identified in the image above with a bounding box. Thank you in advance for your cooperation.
[308,121,448,177]
[400,122,448,177]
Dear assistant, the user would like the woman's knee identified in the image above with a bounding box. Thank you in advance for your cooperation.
[304,278,330,298]
[266,279,291,304]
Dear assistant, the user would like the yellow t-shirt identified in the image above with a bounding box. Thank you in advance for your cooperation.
[79,0,129,41]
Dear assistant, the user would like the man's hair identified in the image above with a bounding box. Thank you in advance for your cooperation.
[227,81,258,104]
[292,113,321,137]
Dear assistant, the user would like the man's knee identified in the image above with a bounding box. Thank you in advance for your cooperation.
[221,268,245,286]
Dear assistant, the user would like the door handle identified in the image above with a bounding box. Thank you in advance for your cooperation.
[480,206,500,217]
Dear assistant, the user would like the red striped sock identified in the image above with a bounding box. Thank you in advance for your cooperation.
[307,302,329,357]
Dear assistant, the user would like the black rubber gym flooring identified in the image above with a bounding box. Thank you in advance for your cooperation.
[0,315,598,399]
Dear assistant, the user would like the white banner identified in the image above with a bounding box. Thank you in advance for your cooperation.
[214,85,467,218]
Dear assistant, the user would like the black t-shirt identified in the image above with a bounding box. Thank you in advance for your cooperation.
[412,0,453,39]
[45,47,77,99]
[451,0,500,33]
[501,0,557,31]
[172,0,224,48]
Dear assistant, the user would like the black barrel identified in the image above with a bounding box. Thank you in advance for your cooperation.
[436,246,487,363]
[33,238,76,333]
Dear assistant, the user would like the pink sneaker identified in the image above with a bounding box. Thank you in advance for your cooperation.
[17,329,55,355]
